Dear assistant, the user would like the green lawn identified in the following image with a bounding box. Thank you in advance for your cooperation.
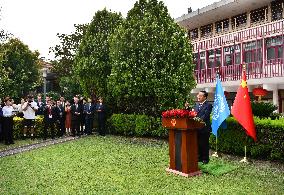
[0,136,283,194]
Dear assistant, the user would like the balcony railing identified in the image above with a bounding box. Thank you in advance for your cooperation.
[194,59,284,84]
[192,19,284,51]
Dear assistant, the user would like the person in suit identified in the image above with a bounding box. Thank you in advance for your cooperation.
[56,100,65,137]
[96,97,106,136]
[84,98,95,135]
[65,100,72,136]
[43,99,57,139]
[35,94,45,116]
[2,97,16,145]
[71,96,82,136]
[193,90,212,164]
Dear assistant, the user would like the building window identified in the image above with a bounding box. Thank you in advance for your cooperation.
[215,19,229,33]
[223,44,241,66]
[250,6,268,24]
[193,53,199,70]
[266,36,284,61]
[232,13,247,29]
[271,0,283,21]
[243,41,262,63]
[200,51,206,69]
[189,28,198,40]
[207,48,221,68]
[200,24,213,38]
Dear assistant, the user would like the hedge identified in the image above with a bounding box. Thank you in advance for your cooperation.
[12,116,60,139]
[107,114,167,138]
[211,117,284,161]
[108,114,284,161]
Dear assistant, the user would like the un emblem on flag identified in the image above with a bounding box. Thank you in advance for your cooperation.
[212,94,226,120]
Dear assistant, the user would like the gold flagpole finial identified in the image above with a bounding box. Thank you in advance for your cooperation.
[242,64,246,70]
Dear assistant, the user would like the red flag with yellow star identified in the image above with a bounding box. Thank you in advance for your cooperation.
[231,67,257,141]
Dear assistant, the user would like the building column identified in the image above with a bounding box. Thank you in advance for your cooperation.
[229,18,232,32]
[247,12,251,28]
[263,84,279,112]
[267,5,272,22]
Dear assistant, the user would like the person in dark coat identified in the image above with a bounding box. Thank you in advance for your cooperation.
[56,100,65,137]
[84,98,95,135]
[71,96,82,136]
[43,99,57,139]
[2,97,16,145]
[96,97,106,136]
[193,90,212,164]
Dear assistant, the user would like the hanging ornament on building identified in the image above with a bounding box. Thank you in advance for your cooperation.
[252,87,268,101]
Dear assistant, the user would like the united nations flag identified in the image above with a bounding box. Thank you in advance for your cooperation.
[211,76,230,137]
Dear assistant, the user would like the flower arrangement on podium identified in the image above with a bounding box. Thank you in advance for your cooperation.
[162,109,205,129]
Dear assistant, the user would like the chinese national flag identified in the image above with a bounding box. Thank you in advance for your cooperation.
[231,68,257,141]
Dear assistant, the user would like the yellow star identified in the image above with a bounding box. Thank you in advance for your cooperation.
[241,79,247,88]
[244,95,246,99]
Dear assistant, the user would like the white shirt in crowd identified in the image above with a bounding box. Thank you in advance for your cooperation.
[22,101,38,119]
[2,106,14,117]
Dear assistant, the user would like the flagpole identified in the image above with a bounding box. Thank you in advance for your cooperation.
[240,136,248,163]
[212,136,219,157]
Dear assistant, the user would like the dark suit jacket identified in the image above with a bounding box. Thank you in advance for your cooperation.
[55,105,65,120]
[96,103,105,120]
[194,101,212,133]
[43,105,58,123]
[71,104,83,121]
[84,103,95,119]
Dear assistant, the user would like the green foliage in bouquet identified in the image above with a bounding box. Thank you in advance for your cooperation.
[108,0,196,116]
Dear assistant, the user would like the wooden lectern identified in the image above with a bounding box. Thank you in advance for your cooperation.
[162,117,204,177]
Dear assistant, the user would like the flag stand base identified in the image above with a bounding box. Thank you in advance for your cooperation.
[211,152,219,157]
[240,157,249,163]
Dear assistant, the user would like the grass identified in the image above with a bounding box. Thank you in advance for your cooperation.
[0,135,283,194]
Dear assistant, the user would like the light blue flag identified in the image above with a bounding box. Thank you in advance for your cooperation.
[211,76,230,137]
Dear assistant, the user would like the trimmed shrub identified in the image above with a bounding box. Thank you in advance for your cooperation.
[13,116,60,139]
[108,114,167,138]
[210,117,284,161]
[251,101,277,118]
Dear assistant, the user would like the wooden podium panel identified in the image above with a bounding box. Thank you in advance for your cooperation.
[162,118,204,177]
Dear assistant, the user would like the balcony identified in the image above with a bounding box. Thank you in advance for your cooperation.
[194,59,284,84]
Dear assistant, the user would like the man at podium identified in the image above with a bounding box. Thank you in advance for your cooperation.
[193,91,212,164]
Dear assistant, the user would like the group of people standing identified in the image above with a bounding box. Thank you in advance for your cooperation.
[0,94,106,145]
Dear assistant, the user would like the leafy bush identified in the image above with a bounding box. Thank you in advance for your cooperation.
[251,101,277,118]
[108,114,167,138]
[210,117,284,161]
[108,0,196,116]
[13,116,59,139]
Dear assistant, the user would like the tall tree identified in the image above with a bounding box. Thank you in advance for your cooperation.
[74,9,123,97]
[0,38,40,98]
[108,0,196,116]
[50,24,87,98]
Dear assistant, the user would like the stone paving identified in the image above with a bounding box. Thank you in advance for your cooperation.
[0,136,82,158]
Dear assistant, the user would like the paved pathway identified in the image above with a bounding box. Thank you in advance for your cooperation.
[0,136,82,158]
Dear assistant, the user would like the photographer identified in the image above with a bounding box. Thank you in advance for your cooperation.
[22,95,38,139]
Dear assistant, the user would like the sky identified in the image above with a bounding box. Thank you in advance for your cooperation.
[0,0,216,60]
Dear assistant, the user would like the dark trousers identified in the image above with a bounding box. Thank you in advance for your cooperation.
[71,119,80,136]
[197,131,210,162]
[98,116,106,136]
[44,120,55,139]
[85,117,93,135]
[58,118,65,136]
[3,117,14,144]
